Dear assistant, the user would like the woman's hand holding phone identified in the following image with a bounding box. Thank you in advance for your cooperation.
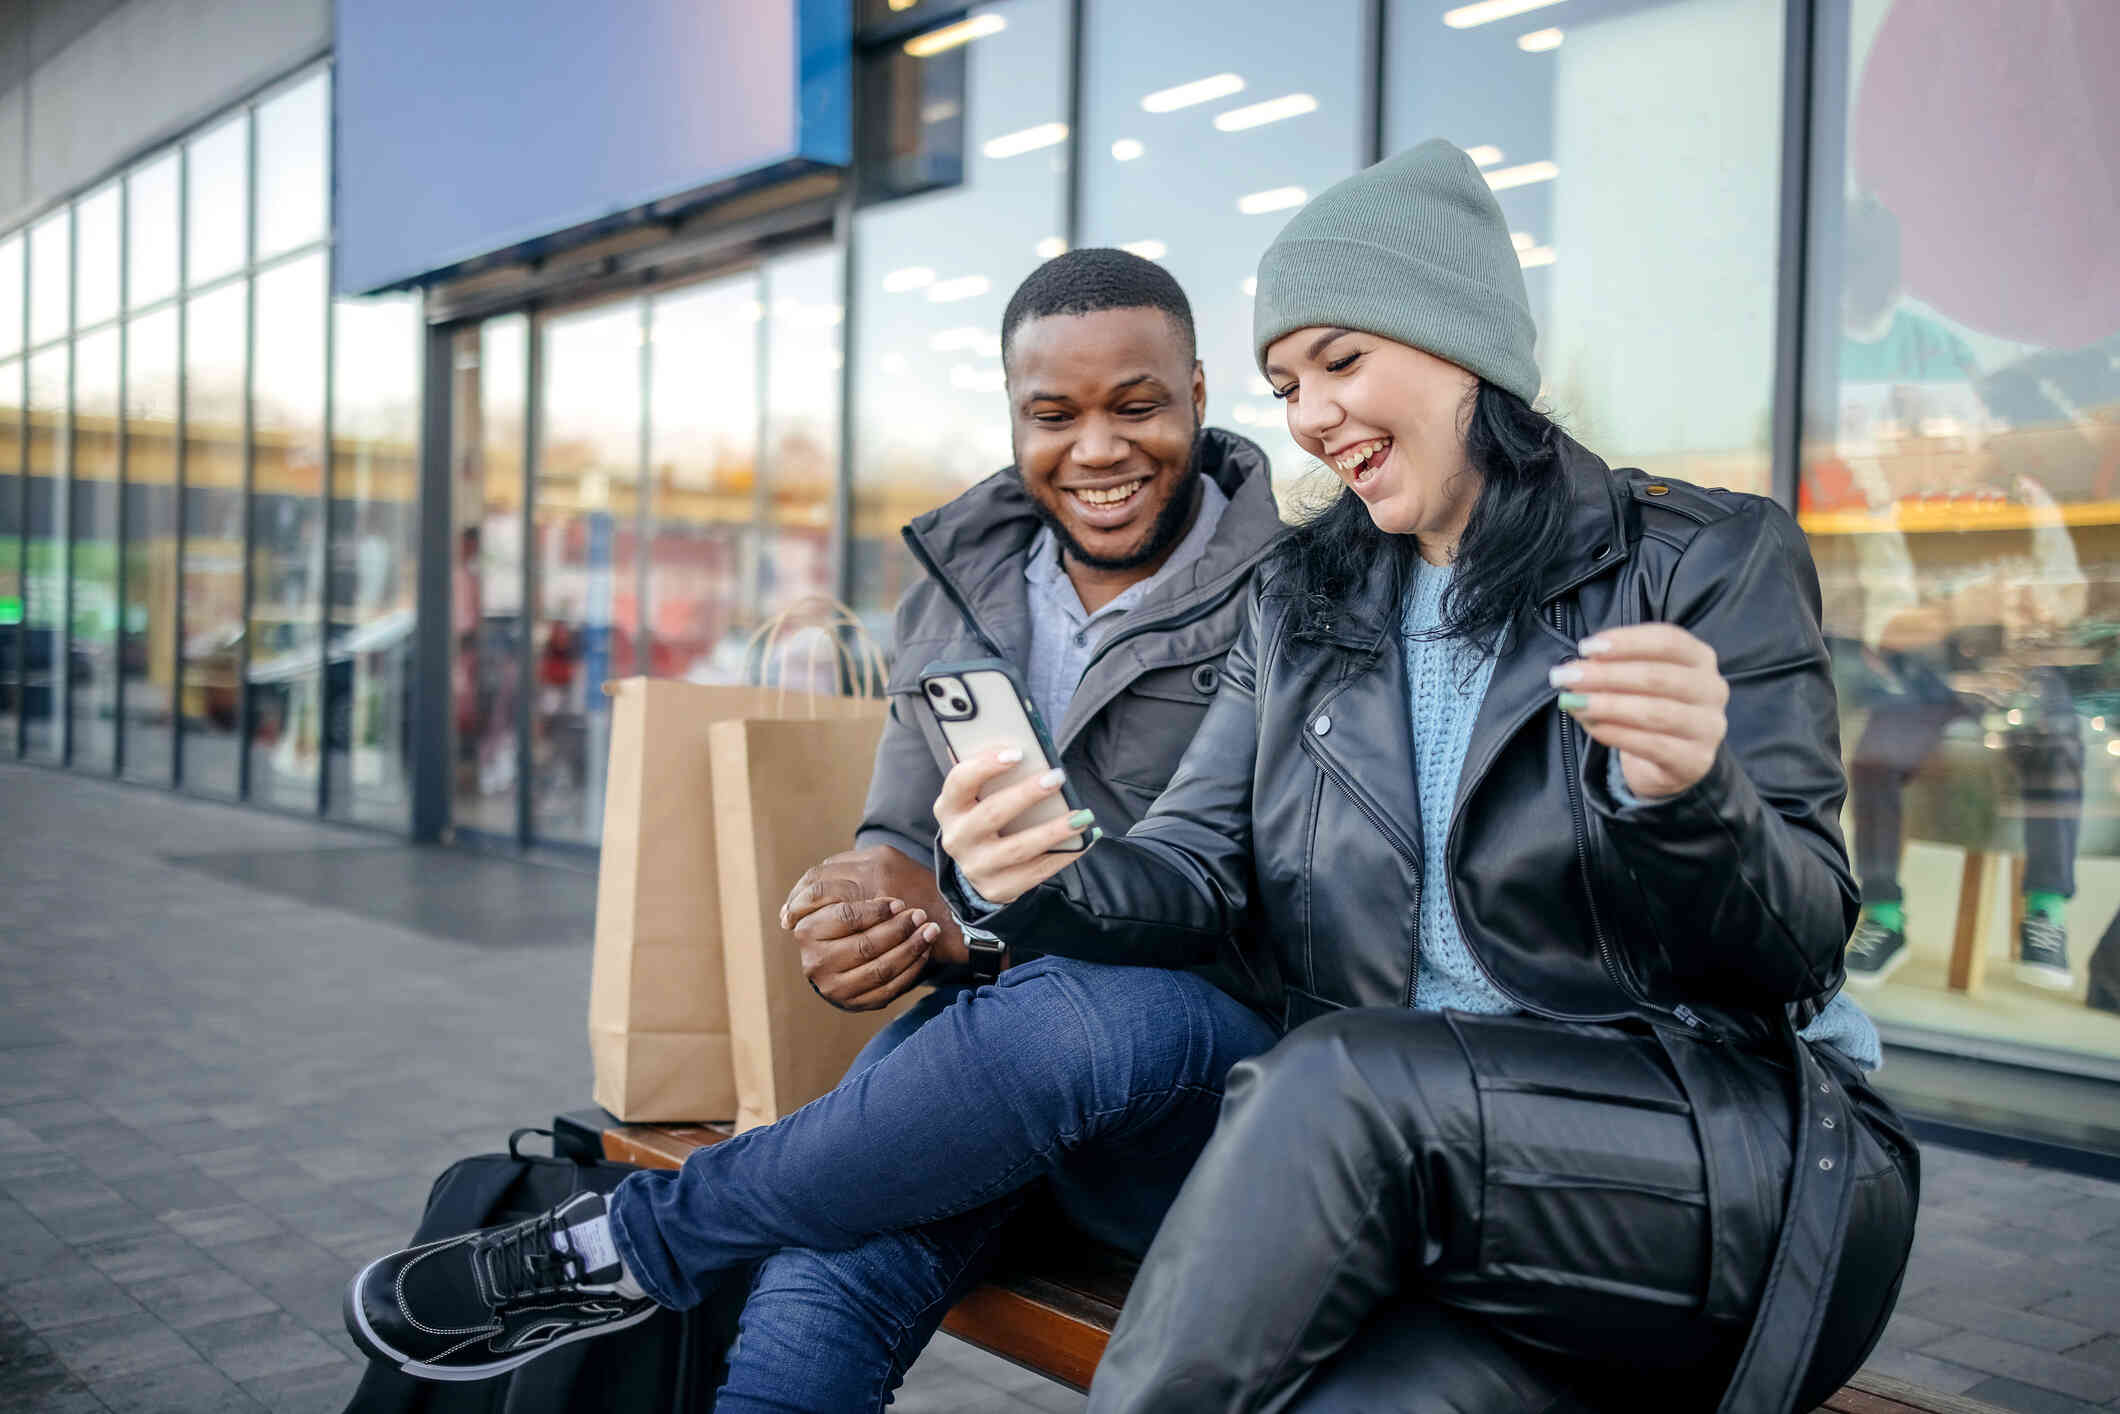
[936,750,1099,905]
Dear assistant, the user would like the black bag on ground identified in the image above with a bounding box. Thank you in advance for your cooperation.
[342,1128,744,1414]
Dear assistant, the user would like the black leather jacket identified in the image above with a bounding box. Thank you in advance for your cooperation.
[954,436,1858,1048]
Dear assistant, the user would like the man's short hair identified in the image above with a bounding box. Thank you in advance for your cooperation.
[1000,248,1198,368]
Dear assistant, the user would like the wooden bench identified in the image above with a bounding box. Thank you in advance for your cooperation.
[582,1116,2000,1412]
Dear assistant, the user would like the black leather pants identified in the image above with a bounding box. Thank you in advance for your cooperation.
[1088,1009,1919,1414]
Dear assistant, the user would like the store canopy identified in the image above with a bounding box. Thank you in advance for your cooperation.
[1854,0,2120,350]
[334,0,850,295]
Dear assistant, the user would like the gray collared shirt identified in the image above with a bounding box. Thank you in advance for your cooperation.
[1021,475,1230,738]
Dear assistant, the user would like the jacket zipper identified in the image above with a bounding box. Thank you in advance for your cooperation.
[1300,732,1424,1005]
[902,528,1010,661]
[1547,598,1646,1012]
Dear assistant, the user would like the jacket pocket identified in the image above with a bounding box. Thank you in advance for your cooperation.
[1088,662,1220,798]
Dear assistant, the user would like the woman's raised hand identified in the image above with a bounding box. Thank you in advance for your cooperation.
[1551,623,1730,800]
[934,750,1098,905]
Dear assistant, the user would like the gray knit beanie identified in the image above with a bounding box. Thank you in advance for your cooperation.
[1253,139,1540,403]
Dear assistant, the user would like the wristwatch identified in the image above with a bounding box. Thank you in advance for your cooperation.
[958,914,1008,984]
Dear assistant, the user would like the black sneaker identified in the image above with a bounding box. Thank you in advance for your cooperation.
[344,1191,655,1381]
[2017,914,2073,990]
[1844,916,1908,986]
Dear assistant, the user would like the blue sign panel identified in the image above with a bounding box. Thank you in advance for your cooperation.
[334,0,850,294]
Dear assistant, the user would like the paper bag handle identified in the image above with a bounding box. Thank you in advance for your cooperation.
[742,596,888,715]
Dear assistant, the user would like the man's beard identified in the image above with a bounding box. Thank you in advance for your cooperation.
[1028,427,1205,573]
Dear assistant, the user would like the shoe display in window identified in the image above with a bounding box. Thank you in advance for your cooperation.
[2017,914,2074,990]
[1844,916,1908,986]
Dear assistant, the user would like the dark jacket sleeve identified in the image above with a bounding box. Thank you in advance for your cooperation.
[1582,498,1859,1004]
[853,586,949,870]
[939,584,1272,999]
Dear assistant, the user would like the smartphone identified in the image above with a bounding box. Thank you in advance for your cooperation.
[917,658,1089,854]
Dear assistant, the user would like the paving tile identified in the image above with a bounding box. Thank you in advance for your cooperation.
[2060,1335,2120,1374]
[41,1309,199,1383]
[1878,1310,1958,1351]
[88,1354,268,1413]
[1959,1375,2112,1414]
[184,1309,347,1383]
[240,1359,363,1414]
[106,1166,246,1216]
[124,1265,278,1332]
[79,1230,227,1287]
[1,1265,147,1331]
[1916,1333,2120,1404]
[158,1203,288,1248]
[0,1351,104,1411]
[2034,1292,2120,1334]
[1902,1291,2102,1353]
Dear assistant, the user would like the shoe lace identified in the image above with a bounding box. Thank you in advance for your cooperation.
[2021,914,2067,957]
[473,1211,584,1304]
[1848,917,1896,962]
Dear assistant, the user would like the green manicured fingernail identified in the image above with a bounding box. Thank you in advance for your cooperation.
[1067,809,1096,830]
[1557,693,1589,712]
[1090,826,1105,843]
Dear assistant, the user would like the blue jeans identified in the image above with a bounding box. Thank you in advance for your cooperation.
[603,956,1276,1413]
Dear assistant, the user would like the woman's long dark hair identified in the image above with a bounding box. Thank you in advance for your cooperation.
[1275,381,1570,658]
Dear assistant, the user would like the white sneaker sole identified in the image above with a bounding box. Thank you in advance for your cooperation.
[2017,961,2075,991]
[345,1252,656,1383]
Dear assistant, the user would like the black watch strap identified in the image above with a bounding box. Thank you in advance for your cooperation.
[959,916,1007,984]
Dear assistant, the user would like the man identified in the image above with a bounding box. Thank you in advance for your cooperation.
[345,250,1289,1406]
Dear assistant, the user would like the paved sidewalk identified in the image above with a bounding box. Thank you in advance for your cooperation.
[2,764,2118,1413]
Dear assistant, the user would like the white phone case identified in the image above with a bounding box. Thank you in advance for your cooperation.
[928,667,1087,853]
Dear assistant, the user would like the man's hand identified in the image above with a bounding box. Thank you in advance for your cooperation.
[780,844,964,1011]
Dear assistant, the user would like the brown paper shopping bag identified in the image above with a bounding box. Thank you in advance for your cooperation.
[588,673,876,1122]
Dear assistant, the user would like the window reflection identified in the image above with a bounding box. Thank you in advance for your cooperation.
[1802,0,2120,1057]
[24,348,66,761]
[850,0,1069,622]
[0,234,21,358]
[533,303,643,843]
[76,186,121,331]
[29,212,70,349]
[256,73,330,262]
[247,252,330,810]
[186,115,249,289]
[0,359,19,745]
[127,154,180,312]
[451,317,528,839]
[72,328,121,773]
[327,293,419,826]
[761,245,843,621]
[1386,0,1783,495]
[1080,0,1364,507]
[122,306,179,784]
[181,280,248,795]
[647,274,759,684]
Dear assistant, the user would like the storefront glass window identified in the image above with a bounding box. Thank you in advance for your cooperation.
[186,114,249,290]
[23,347,66,762]
[1801,0,2120,1058]
[180,280,248,796]
[327,293,420,826]
[122,306,179,785]
[451,316,528,839]
[0,233,20,357]
[71,327,120,774]
[849,0,1069,625]
[247,252,329,811]
[256,72,330,263]
[0,358,19,748]
[29,212,70,349]
[1386,0,1784,495]
[646,274,760,683]
[760,245,843,621]
[533,302,643,844]
[75,185,121,331]
[1079,0,1365,505]
[128,155,181,314]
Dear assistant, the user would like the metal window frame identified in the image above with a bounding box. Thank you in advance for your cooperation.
[113,176,130,781]
[235,105,258,802]
[6,237,23,760]
[1768,0,1818,515]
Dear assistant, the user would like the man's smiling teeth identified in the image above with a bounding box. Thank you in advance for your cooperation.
[1073,479,1146,506]
[1333,438,1392,474]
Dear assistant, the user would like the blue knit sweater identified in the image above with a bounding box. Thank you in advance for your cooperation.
[1402,559,1880,1068]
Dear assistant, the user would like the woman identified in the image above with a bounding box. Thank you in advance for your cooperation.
[934,140,1919,1413]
